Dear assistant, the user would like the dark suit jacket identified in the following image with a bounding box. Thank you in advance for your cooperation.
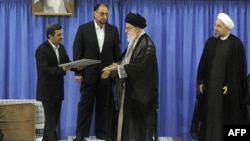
[73,21,121,84]
[35,40,71,102]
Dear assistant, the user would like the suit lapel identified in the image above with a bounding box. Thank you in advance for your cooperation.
[58,44,64,64]
[89,22,101,54]
[102,24,110,52]
[45,41,60,65]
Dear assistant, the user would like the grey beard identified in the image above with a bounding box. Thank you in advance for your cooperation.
[127,34,136,43]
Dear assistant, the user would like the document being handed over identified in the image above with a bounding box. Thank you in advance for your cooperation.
[59,59,101,68]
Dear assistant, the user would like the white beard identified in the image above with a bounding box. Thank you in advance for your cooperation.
[47,0,62,12]
[127,29,137,44]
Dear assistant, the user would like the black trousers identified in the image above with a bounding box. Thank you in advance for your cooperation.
[42,101,62,141]
[75,80,113,141]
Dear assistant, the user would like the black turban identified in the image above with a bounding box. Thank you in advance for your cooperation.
[125,12,147,28]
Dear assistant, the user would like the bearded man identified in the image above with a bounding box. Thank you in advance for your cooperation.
[101,12,159,141]
[191,13,248,141]
[33,0,73,13]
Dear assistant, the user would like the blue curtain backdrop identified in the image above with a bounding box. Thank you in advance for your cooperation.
[0,0,250,140]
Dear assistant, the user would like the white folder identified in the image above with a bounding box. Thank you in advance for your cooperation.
[58,59,101,68]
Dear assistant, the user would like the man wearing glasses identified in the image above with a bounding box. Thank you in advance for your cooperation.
[72,3,121,141]
[101,12,159,141]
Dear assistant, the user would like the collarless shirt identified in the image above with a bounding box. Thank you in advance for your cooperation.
[220,33,230,40]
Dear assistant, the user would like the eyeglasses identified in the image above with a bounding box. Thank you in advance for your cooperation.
[96,12,108,17]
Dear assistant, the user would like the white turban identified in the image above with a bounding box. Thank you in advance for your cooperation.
[217,13,234,29]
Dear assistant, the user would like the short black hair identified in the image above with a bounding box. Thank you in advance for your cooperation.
[94,3,108,11]
[46,23,62,39]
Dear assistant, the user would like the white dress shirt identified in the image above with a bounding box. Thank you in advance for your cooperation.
[94,20,105,53]
[48,40,60,64]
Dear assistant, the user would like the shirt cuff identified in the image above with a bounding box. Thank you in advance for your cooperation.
[118,65,128,78]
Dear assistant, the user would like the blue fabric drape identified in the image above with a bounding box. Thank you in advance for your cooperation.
[0,0,250,140]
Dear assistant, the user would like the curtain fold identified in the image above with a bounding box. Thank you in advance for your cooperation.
[0,0,249,140]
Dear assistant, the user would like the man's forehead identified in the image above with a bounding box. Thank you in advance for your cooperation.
[97,5,108,12]
[126,23,133,27]
[215,19,225,26]
[55,29,63,34]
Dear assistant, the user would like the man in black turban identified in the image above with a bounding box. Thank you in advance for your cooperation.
[101,12,159,141]
[125,12,147,29]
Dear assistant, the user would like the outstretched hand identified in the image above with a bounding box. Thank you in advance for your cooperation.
[101,70,111,79]
[223,86,228,95]
[101,63,118,79]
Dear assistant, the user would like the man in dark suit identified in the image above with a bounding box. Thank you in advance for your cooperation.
[72,3,121,141]
[35,23,72,141]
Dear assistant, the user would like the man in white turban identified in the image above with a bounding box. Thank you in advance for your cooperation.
[190,13,248,141]
[213,12,235,38]
[217,12,234,29]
